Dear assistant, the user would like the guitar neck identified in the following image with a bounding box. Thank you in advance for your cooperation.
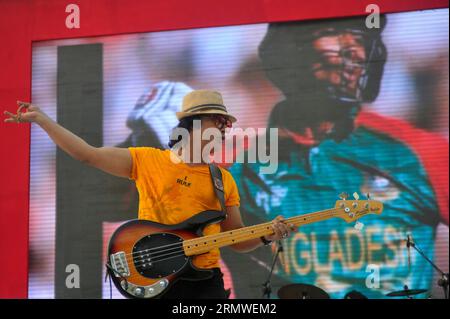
[183,208,337,256]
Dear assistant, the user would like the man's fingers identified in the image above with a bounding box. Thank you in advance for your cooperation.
[269,216,298,240]
[17,100,31,107]
[270,216,286,238]
[271,223,282,238]
[4,110,16,117]
[279,223,290,237]
[272,221,288,239]
[3,111,20,122]
[17,104,31,114]
[4,101,36,124]
[271,224,279,236]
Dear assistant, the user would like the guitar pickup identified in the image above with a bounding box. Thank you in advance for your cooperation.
[110,251,130,277]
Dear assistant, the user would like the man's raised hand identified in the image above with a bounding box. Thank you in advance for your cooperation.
[4,101,44,124]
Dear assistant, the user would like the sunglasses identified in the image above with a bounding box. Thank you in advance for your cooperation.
[208,115,232,129]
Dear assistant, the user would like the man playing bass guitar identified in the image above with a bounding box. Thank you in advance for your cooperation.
[4,89,296,299]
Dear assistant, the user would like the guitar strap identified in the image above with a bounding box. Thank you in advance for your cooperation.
[208,164,227,215]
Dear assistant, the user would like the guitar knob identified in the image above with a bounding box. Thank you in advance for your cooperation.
[134,287,144,296]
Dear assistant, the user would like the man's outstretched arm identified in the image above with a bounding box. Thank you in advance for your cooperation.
[4,101,132,179]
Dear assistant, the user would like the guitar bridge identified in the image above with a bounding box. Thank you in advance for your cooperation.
[110,251,130,277]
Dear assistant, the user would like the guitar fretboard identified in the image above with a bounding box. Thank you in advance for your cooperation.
[182,208,337,256]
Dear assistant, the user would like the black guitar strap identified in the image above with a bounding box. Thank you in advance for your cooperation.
[209,164,227,215]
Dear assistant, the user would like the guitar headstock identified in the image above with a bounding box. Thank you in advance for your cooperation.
[334,192,383,223]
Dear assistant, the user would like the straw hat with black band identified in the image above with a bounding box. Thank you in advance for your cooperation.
[176,90,237,123]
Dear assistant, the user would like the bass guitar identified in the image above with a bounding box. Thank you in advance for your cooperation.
[106,193,382,298]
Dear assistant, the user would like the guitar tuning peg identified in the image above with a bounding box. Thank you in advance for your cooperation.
[353,192,360,200]
[366,193,371,200]
[339,192,349,200]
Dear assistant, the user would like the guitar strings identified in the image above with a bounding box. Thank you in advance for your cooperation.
[127,209,341,267]
[130,207,370,268]
[127,208,337,264]
[115,208,368,283]
[119,212,331,282]
[120,219,278,258]
[121,208,337,258]
[126,209,347,267]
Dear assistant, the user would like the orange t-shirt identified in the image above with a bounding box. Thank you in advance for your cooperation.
[128,147,240,269]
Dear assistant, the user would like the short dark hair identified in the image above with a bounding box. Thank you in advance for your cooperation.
[168,115,203,148]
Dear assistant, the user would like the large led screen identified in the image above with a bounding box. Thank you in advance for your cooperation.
[30,9,448,299]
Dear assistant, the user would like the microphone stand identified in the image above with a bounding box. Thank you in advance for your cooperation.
[262,241,283,299]
[407,237,449,299]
